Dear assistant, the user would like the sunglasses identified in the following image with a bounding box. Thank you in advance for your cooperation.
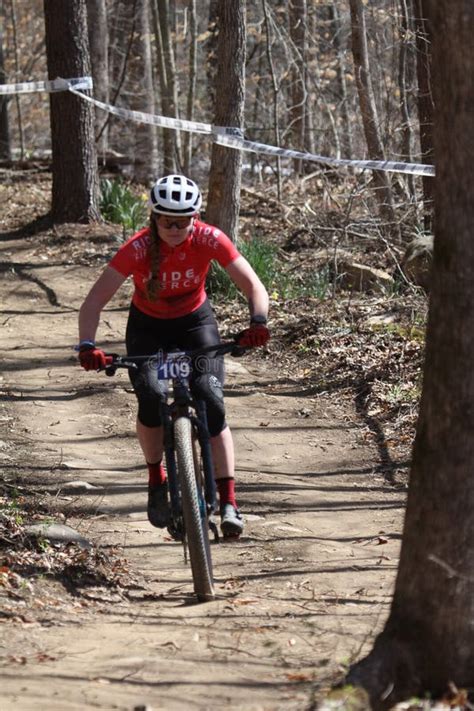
[157,216,194,229]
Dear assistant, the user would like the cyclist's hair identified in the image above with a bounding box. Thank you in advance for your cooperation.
[146,216,161,301]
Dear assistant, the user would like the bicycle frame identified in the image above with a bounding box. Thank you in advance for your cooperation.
[156,351,218,541]
[102,341,245,601]
[103,341,244,538]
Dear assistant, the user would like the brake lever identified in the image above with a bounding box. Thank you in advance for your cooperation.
[103,353,124,376]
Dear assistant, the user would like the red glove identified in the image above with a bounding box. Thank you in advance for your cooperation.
[237,320,270,348]
[78,343,107,371]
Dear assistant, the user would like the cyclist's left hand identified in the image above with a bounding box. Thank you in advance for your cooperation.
[237,323,270,348]
[78,344,107,371]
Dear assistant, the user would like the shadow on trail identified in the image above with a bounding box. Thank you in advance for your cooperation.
[226,372,413,489]
[0,381,117,399]
[1,261,62,306]
[239,562,397,583]
[0,212,52,242]
[0,669,316,691]
[353,377,406,486]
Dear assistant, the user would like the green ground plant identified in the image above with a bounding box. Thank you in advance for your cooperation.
[208,236,330,302]
[100,179,148,237]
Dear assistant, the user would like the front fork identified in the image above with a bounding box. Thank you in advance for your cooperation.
[163,420,182,539]
[193,400,219,542]
[163,401,219,542]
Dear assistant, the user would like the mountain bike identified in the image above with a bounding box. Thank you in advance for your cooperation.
[101,340,245,603]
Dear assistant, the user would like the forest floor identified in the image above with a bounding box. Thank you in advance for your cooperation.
[1,168,422,711]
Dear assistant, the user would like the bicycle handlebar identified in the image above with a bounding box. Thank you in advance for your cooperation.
[101,340,248,376]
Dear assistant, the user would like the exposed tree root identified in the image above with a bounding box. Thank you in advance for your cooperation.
[344,632,421,710]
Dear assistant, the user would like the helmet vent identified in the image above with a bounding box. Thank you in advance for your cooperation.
[149,174,202,215]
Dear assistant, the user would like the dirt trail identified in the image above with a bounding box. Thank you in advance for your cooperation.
[0,220,406,711]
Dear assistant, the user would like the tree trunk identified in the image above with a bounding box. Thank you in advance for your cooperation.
[206,0,246,242]
[85,0,109,158]
[414,0,434,229]
[261,0,282,200]
[346,2,474,707]
[330,1,352,160]
[398,0,416,199]
[132,0,158,182]
[250,45,265,179]
[0,18,11,160]
[9,0,24,159]
[154,0,180,173]
[183,0,197,175]
[348,0,396,228]
[44,0,100,223]
[288,0,307,173]
[205,0,219,116]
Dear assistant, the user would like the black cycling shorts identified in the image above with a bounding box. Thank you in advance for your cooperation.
[125,300,226,436]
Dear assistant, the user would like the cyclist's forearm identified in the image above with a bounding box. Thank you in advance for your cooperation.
[78,301,102,342]
[78,266,126,343]
[247,288,269,320]
[226,257,269,319]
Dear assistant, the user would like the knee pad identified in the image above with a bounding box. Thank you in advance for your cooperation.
[191,373,226,437]
[137,400,162,428]
[131,361,168,428]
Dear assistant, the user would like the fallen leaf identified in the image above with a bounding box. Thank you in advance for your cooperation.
[286,672,312,682]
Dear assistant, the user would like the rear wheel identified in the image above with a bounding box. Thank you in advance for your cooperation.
[174,416,215,602]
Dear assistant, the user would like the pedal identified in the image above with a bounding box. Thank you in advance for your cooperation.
[167,521,184,542]
[209,519,220,543]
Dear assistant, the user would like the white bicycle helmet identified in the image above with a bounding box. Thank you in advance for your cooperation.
[149,174,202,216]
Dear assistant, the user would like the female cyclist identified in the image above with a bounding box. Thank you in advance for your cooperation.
[77,174,270,539]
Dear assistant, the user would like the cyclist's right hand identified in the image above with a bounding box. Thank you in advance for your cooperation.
[78,343,108,371]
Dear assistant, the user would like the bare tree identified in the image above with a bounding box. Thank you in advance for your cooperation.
[152,0,180,173]
[348,0,396,227]
[288,0,308,173]
[132,0,157,182]
[0,16,11,160]
[346,1,474,706]
[398,0,416,199]
[206,0,246,241]
[183,0,197,175]
[261,0,282,199]
[44,0,100,223]
[329,1,352,159]
[8,0,24,159]
[414,0,434,229]
[86,0,109,158]
[205,0,219,116]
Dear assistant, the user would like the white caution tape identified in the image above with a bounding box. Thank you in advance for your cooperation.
[213,130,435,178]
[0,76,93,95]
[0,75,435,177]
[73,86,434,178]
[68,86,213,134]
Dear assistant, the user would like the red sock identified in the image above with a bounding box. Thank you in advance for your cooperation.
[147,461,166,486]
[216,477,237,508]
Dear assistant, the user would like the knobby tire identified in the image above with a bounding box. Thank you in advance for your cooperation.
[174,416,215,602]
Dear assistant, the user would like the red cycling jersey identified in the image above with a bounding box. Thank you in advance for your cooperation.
[108,219,240,319]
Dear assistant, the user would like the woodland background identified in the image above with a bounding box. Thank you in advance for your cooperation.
[0,0,434,463]
[1,0,432,226]
[4,2,474,709]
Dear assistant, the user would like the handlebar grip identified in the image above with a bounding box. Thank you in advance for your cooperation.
[103,353,118,376]
[231,345,247,358]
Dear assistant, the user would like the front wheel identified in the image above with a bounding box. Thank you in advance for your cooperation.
[174,416,215,602]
